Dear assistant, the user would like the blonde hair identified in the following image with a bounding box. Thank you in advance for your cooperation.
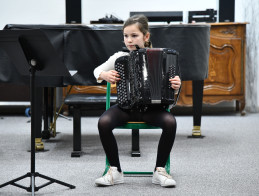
[123,15,152,48]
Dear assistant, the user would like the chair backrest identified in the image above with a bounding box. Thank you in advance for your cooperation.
[106,82,119,110]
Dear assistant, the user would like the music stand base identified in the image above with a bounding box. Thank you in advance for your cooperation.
[0,172,75,193]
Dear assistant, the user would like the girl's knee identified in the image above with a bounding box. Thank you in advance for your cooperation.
[162,115,176,130]
[98,115,113,131]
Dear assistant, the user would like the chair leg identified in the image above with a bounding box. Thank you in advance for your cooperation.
[103,148,170,176]
[131,129,140,157]
[165,155,170,174]
[103,157,110,176]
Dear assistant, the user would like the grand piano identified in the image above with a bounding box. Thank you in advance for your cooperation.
[0,24,210,153]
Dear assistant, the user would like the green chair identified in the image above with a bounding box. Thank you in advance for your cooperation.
[103,82,170,176]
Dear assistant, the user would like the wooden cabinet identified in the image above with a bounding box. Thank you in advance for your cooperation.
[178,23,247,113]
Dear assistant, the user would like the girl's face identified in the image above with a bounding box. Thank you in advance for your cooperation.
[123,24,150,51]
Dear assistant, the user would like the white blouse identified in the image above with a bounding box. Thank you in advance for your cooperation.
[93,51,129,83]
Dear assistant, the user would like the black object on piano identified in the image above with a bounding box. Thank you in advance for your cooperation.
[115,48,180,110]
[130,11,183,23]
[188,9,217,23]
[91,15,124,24]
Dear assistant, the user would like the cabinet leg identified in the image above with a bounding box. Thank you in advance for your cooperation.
[240,100,246,116]
[236,100,246,116]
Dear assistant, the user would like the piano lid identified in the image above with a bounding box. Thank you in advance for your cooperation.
[1,24,210,85]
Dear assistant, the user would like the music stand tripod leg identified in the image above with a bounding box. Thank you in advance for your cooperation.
[28,64,76,192]
[0,64,76,195]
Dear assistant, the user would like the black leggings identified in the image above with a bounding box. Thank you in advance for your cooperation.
[98,104,177,172]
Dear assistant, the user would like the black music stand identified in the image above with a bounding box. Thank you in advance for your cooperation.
[0,30,75,195]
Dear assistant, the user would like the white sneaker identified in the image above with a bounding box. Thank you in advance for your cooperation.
[95,166,124,186]
[152,167,176,187]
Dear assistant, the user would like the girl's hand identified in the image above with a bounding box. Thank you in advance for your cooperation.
[100,70,120,84]
[169,76,181,90]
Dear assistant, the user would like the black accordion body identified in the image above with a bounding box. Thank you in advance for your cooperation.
[115,48,180,110]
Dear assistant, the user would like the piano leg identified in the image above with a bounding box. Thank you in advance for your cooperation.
[49,88,56,136]
[34,87,44,150]
[42,87,49,139]
[42,87,55,139]
[192,80,205,138]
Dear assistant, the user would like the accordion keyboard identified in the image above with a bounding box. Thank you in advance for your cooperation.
[116,60,132,109]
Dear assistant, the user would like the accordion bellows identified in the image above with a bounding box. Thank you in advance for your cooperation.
[115,48,179,110]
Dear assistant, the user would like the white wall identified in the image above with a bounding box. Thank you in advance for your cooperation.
[82,0,218,24]
[0,0,65,29]
[0,0,219,29]
[235,0,259,112]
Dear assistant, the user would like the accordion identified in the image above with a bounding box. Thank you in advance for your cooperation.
[115,48,180,110]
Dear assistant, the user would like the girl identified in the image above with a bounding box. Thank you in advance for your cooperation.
[94,15,181,187]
